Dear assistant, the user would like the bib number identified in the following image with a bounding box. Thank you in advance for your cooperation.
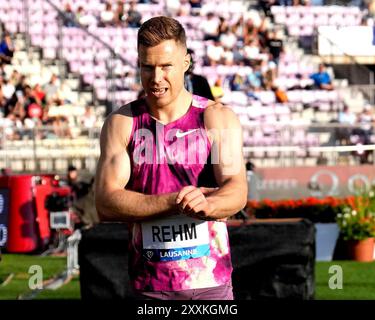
[141,215,210,262]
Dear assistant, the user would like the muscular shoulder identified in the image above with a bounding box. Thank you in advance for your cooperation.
[109,102,135,122]
[100,102,135,148]
[203,101,241,130]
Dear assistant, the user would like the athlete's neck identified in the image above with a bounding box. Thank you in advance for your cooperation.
[146,90,193,125]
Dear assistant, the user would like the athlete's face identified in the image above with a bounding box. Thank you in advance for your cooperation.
[138,40,190,107]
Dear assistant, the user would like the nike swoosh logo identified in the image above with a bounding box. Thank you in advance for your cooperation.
[175,129,199,138]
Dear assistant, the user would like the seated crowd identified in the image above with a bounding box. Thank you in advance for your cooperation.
[0,0,374,154]
[0,57,97,141]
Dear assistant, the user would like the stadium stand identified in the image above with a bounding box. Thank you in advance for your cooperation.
[0,0,375,173]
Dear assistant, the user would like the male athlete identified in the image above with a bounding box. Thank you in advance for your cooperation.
[95,16,247,300]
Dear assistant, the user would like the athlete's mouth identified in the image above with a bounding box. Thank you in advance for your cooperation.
[150,88,168,96]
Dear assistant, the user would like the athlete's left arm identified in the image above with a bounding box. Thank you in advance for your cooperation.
[177,104,248,220]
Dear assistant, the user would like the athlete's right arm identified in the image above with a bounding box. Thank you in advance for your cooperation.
[94,109,178,222]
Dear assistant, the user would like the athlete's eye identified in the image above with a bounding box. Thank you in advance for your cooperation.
[141,65,153,71]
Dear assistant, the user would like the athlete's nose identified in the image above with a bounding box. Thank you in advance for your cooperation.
[151,67,163,84]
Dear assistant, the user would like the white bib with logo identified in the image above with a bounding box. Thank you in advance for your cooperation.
[141,214,210,262]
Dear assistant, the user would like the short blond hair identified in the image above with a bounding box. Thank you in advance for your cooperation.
[137,16,187,50]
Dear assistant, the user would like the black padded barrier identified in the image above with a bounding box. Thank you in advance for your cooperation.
[228,219,315,300]
[79,219,315,300]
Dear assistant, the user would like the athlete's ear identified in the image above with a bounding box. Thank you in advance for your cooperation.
[183,53,191,73]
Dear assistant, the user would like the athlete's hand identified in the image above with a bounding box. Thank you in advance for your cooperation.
[175,186,227,222]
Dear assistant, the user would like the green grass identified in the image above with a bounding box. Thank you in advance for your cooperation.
[315,261,375,300]
[36,277,81,300]
[0,254,80,300]
[1,254,375,299]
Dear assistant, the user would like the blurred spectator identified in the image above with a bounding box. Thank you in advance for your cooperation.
[126,1,142,28]
[41,102,51,124]
[2,74,28,116]
[261,53,277,89]
[272,85,288,103]
[0,32,14,66]
[15,74,28,92]
[23,85,39,114]
[243,19,258,45]
[32,83,46,106]
[0,63,5,78]
[178,0,191,16]
[354,104,375,144]
[266,30,283,65]
[5,84,40,123]
[189,0,201,15]
[246,161,259,201]
[257,17,270,47]
[166,0,181,16]
[200,12,220,41]
[75,6,85,24]
[27,103,43,120]
[56,82,73,104]
[247,65,263,90]
[220,28,237,50]
[9,70,20,86]
[351,104,374,163]
[0,113,14,140]
[1,78,15,100]
[338,104,356,126]
[336,104,356,145]
[100,2,115,27]
[229,72,247,91]
[76,6,97,27]
[0,82,5,113]
[211,78,225,102]
[12,97,26,119]
[310,63,334,90]
[232,17,245,42]
[189,0,202,8]
[51,116,72,138]
[80,105,97,130]
[243,39,261,65]
[5,113,22,140]
[23,114,42,139]
[62,3,77,27]
[43,74,60,103]
[258,0,277,17]
[184,49,214,100]
[218,16,230,36]
[222,47,234,66]
[113,1,126,26]
[65,165,91,201]
[206,40,224,66]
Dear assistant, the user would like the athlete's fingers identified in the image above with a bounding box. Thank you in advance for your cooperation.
[176,185,196,204]
[186,201,211,217]
[199,187,219,195]
[180,189,205,210]
[182,195,206,213]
